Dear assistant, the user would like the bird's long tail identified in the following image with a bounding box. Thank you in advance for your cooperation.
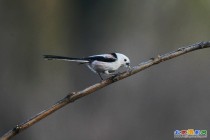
[43,55,89,63]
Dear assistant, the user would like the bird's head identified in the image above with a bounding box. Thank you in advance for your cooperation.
[116,53,131,68]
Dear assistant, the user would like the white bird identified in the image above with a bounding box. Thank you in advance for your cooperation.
[43,53,130,80]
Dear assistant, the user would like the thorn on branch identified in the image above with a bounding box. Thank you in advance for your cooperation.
[65,92,76,102]
[177,47,186,51]
[12,125,21,134]
[199,41,205,48]
[150,57,155,60]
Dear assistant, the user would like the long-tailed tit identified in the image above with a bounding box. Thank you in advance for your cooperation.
[44,53,130,80]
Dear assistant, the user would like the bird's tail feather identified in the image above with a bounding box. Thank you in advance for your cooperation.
[43,55,89,63]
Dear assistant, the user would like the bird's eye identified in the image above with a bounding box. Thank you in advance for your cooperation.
[124,59,127,62]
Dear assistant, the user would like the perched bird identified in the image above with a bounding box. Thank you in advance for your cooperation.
[43,53,130,80]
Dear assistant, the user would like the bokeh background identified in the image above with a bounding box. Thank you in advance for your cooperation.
[0,0,210,140]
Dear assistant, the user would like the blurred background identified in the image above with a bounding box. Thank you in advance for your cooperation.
[0,0,210,140]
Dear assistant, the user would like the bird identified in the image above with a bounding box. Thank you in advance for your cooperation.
[43,53,131,80]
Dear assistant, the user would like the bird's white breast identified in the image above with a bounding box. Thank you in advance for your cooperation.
[87,60,121,73]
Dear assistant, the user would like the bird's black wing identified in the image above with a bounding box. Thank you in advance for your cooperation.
[85,53,117,62]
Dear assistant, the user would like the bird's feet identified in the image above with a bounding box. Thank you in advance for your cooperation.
[110,72,121,79]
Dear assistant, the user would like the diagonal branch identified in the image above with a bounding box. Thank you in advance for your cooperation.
[1,41,210,140]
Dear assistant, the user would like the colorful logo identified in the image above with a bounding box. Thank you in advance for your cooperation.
[174,129,207,138]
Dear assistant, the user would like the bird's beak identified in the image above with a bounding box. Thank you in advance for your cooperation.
[126,63,131,70]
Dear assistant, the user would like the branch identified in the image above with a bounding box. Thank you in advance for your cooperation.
[1,41,210,140]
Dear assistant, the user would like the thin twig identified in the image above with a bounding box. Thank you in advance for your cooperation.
[1,41,210,140]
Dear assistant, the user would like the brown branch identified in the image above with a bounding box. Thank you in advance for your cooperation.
[1,41,210,140]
